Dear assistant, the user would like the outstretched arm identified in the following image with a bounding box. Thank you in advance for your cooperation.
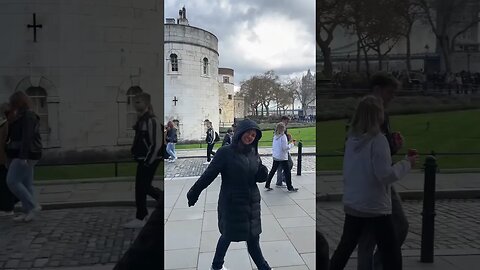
[187,148,226,205]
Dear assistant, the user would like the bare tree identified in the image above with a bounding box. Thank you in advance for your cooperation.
[417,0,480,72]
[318,0,348,78]
[295,70,316,116]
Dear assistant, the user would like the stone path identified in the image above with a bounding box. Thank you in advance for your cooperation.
[165,155,316,178]
[317,199,480,269]
[164,174,316,270]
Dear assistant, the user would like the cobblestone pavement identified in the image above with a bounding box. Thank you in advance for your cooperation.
[317,199,480,254]
[165,155,316,178]
[0,207,144,269]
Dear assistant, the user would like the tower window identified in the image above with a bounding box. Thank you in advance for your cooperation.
[170,53,178,72]
[203,57,209,75]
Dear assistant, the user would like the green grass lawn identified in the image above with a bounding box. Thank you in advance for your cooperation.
[317,109,480,171]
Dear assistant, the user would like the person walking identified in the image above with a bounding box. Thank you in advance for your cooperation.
[221,128,233,147]
[329,95,418,270]
[357,72,410,270]
[264,122,298,192]
[5,92,43,222]
[187,119,272,270]
[124,92,163,229]
[165,121,178,163]
[275,116,293,188]
[0,103,18,217]
[204,121,218,165]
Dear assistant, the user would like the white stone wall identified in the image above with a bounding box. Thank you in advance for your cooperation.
[164,24,220,141]
[218,72,235,127]
[0,1,164,156]
[234,96,246,119]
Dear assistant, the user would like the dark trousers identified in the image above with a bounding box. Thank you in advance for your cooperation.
[135,159,161,220]
[265,160,293,190]
[207,143,215,162]
[0,166,18,212]
[212,235,271,270]
[330,214,402,270]
[114,201,164,270]
[357,187,409,270]
[318,230,330,270]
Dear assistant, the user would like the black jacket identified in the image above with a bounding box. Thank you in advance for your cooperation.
[166,127,178,143]
[131,112,164,164]
[381,112,398,155]
[187,119,268,241]
[221,133,232,146]
[6,109,42,160]
[206,127,215,144]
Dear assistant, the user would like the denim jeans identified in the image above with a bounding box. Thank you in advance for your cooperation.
[356,186,409,270]
[6,159,38,213]
[166,142,177,160]
[212,235,271,270]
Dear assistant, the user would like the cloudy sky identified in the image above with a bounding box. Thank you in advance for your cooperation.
[165,0,315,87]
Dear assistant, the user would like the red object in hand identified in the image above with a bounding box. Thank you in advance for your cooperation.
[408,149,418,157]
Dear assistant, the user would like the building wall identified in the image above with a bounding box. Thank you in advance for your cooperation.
[234,95,246,119]
[0,0,164,160]
[218,70,235,128]
[164,24,220,141]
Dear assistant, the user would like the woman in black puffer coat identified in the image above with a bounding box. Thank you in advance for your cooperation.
[187,119,271,270]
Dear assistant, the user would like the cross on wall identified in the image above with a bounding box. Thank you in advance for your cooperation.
[27,13,42,43]
[173,96,178,106]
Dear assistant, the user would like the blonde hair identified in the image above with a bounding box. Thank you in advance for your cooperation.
[134,92,154,115]
[275,122,285,135]
[349,95,384,136]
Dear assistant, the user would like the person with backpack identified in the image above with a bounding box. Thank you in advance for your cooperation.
[187,119,272,270]
[165,121,178,163]
[329,95,418,270]
[204,121,219,165]
[5,92,43,222]
[221,128,233,147]
[123,92,163,229]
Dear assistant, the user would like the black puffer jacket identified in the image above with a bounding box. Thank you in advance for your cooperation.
[187,119,268,241]
[6,109,42,160]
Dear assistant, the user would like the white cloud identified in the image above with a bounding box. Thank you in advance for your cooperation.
[165,0,315,84]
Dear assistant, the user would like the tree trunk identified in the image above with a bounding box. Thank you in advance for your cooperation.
[321,45,333,78]
[377,50,383,71]
[363,46,370,77]
[405,32,412,73]
[356,40,361,72]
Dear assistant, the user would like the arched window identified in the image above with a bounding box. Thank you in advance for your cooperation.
[170,53,178,72]
[203,57,209,75]
[126,86,143,129]
[26,87,49,134]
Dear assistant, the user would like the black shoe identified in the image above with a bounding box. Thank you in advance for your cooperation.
[265,187,273,191]
[287,187,299,192]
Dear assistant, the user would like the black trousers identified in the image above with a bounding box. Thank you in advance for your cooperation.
[135,159,161,220]
[207,143,215,162]
[318,230,330,270]
[0,166,18,212]
[265,160,293,190]
[212,235,271,270]
[329,214,402,270]
[114,201,164,270]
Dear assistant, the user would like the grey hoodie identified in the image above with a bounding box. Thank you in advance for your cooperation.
[342,133,411,216]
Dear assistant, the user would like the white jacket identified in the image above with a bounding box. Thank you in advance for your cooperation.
[272,134,293,161]
[342,133,411,216]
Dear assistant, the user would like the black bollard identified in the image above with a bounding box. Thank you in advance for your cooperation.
[297,141,303,176]
[421,155,437,263]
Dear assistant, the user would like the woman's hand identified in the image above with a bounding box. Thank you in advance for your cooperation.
[407,154,419,168]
